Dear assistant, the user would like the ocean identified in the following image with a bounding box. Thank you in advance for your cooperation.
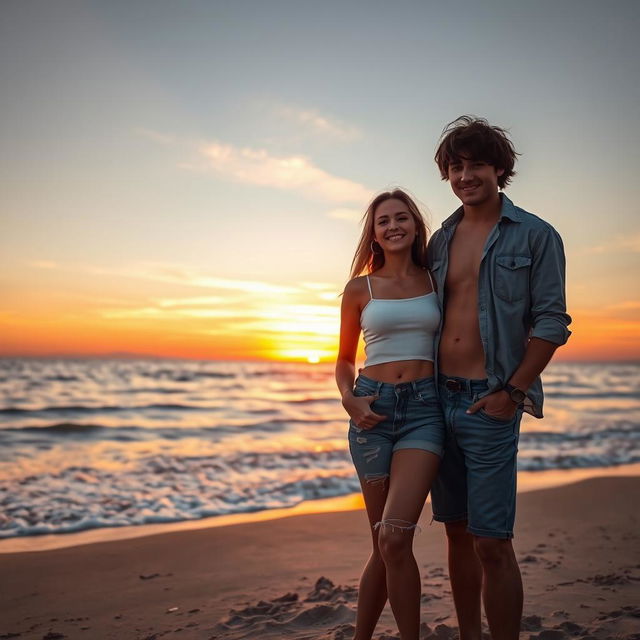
[0,359,638,540]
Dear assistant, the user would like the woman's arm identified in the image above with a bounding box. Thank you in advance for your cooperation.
[335,280,361,397]
[335,279,386,429]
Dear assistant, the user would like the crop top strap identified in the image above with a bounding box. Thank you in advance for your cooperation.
[426,270,435,293]
[366,275,373,299]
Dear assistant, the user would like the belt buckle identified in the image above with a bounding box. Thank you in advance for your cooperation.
[445,379,462,392]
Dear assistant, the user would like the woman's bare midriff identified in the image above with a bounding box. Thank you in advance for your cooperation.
[361,359,434,384]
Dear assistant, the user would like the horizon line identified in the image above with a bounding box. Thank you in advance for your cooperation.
[0,353,639,365]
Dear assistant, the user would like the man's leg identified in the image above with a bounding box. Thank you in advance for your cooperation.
[474,537,523,640]
[444,520,482,640]
[459,402,523,640]
[431,382,480,636]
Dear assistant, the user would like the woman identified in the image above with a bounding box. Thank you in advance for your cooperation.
[336,189,444,640]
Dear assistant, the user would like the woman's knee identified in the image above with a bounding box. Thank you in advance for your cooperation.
[376,519,418,564]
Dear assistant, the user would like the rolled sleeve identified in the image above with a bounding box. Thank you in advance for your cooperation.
[529,225,572,345]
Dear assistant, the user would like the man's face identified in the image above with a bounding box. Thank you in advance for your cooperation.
[447,155,504,207]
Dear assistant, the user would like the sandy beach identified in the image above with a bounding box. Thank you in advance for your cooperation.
[1,476,638,640]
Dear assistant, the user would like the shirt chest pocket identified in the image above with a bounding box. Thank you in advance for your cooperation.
[495,255,531,302]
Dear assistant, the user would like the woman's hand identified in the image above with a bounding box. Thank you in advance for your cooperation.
[342,392,387,430]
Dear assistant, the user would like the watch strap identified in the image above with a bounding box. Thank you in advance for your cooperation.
[504,383,527,404]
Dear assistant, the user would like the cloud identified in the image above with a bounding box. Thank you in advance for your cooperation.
[99,298,341,339]
[136,120,369,204]
[275,105,361,141]
[94,275,342,324]
[101,307,241,320]
[300,282,339,290]
[156,296,227,308]
[84,262,299,295]
[27,260,58,269]
[199,142,371,204]
[606,300,640,311]
[585,233,640,254]
[30,259,343,301]
[135,128,177,145]
[326,207,363,222]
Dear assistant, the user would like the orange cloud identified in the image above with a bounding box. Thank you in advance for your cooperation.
[2,261,638,363]
[558,308,640,361]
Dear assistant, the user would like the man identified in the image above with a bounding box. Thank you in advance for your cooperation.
[427,116,571,640]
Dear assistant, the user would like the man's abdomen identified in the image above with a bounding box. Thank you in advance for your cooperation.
[439,291,486,378]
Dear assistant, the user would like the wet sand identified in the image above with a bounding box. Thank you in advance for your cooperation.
[1,476,639,639]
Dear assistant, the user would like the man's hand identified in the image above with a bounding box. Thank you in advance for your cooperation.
[467,390,517,421]
[342,393,387,430]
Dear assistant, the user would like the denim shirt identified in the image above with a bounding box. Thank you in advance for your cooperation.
[427,193,572,418]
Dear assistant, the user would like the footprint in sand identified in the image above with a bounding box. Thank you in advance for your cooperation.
[214,577,359,638]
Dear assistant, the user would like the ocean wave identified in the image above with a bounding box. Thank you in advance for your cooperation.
[16,422,106,434]
[0,403,225,414]
[545,391,638,399]
[1,450,638,539]
[114,387,185,394]
[140,369,236,380]
[518,453,640,471]
[42,374,81,382]
[0,358,637,540]
[0,417,343,442]
[0,451,359,538]
[519,424,639,443]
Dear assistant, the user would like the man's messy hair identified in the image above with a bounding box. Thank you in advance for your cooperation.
[434,115,519,189]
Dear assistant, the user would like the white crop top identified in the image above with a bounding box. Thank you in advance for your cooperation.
[360,273,440,368]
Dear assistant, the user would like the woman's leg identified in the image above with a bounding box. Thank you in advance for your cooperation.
[377,449,440,640]
[353,475,390,640]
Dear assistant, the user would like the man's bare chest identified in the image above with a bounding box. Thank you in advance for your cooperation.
[446,227,492,288]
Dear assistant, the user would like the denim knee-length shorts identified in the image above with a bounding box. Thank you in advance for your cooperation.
[430,374,523,539]
[348,374,445,484]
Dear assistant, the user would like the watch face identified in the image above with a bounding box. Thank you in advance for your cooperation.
[510,388,526,403]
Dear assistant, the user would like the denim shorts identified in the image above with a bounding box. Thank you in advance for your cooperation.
[348,374,445,484]
[430,374,523,539]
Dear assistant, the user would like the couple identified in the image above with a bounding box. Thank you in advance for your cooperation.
[335,116,572,640]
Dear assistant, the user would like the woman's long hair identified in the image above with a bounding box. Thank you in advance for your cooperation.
[349,189,430,279]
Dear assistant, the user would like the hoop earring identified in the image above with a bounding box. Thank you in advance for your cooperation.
[371,240,382,255]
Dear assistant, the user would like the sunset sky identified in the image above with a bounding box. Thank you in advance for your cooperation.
[1,0,639,362]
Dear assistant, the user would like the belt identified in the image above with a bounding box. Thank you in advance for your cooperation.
[438,374,488,394]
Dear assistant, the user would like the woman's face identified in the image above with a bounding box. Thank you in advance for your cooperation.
[373,198,417,254]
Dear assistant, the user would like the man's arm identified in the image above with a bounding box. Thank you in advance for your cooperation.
[468,223,572,417]
[508,224,571,390]
[507,337,560,391]
[527,224,572,346]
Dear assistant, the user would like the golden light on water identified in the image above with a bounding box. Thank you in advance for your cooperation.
[276,348,334,363]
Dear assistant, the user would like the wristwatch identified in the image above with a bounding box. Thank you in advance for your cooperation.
[504,383,527,404]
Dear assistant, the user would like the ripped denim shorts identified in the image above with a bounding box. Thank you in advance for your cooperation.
[348,374,445,485]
